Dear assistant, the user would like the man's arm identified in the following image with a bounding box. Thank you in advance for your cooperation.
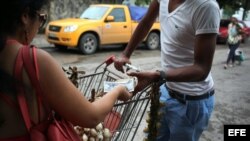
[114,0,159,72]
[123,0,159,58]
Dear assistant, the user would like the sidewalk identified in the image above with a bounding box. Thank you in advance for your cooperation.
[31,34,53,48]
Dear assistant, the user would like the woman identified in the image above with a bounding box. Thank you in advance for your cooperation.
[224,16,243,69]
[0,0,132,140]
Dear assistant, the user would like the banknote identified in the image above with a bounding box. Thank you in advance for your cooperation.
[104,78,137,92]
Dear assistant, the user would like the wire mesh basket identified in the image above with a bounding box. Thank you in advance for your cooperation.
[77,56,151,141]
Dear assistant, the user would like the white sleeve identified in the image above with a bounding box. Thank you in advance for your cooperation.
[193,1,221,35]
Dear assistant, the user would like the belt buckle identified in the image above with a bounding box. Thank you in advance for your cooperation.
[176,95,186,104]
[172,92,186,104]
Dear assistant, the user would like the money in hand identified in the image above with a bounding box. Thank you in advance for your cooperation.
[104,78,136,92]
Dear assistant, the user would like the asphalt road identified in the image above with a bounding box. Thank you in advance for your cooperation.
[38,37,250,141]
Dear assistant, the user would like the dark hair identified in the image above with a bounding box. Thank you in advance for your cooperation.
[0,0,48,94]
[0,0,48,50]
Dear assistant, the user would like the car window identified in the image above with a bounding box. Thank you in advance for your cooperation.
[109,8,126,22]
[80,6,109,20]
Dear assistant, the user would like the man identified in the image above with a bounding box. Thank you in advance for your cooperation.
[114,0,220,141]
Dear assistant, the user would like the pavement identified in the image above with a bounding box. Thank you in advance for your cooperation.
[31,34,53,48]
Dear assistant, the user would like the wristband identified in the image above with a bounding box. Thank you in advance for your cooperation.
[156,70,167,83]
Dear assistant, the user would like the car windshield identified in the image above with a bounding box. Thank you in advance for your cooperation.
[80,6,109,20]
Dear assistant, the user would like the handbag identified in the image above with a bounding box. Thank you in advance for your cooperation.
[16,45,81,141]
[239,52,245,61]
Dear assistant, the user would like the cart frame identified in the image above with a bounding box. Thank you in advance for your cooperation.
[77,56,151,141]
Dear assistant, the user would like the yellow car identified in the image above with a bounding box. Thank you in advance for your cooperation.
[45,4,160,54]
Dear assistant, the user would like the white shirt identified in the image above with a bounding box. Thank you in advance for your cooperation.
[158,0,220,95]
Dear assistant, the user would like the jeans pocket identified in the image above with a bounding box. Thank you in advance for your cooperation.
[185,102,200,126]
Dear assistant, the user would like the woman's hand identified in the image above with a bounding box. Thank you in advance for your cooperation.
[127,71,159,94]
[114,85,133,101]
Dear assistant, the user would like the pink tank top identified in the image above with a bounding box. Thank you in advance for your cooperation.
[0,135,30,141]
[0,40,36,141]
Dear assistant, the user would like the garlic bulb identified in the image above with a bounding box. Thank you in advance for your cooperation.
[96,134,104,141]
[103,128,111,138]
[90,129,98,137]
[143,127,149,133]
[96,123,103,131]
[89,137,95,141]
[82,134,88,141]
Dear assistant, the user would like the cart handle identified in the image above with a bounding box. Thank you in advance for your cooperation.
[105,55,116,66]
[94,55,116,72]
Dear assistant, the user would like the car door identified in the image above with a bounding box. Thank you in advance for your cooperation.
[102,8,131,44]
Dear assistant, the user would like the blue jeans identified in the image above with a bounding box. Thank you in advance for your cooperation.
[157,85,214,141]
[226,42,240,64]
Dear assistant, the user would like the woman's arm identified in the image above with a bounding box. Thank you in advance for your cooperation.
[36,49,132,127]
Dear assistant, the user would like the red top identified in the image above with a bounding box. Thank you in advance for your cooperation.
[0,135,30,141]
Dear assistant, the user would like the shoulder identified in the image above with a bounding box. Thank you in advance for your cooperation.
[192,0,220,18]
[33,47,61,72]
[196,0,220,12]
[192,0,220,20]
[32,46,53,61]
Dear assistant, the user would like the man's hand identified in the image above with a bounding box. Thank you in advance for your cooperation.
[127,71,159,94]
[114,53,131,73]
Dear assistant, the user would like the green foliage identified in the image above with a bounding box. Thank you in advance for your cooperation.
[217,0,250,11]
[135,0,151,6]
[217,0,250,20]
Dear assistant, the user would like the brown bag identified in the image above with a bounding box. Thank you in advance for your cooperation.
[16,46,81,141]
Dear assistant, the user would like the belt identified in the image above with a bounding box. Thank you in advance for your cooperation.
[165,84,214,104]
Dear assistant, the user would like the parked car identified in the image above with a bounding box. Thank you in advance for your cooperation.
[45,4,160,55]
[217,19,250,44]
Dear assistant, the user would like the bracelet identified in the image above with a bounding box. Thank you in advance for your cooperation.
[156,70,167,83]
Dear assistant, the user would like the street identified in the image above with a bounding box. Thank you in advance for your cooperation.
[39,39,250,141]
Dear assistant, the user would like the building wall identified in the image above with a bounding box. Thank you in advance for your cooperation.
[48,0,99,21]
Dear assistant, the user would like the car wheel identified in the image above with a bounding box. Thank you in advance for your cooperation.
[146,32,160,50]
[54,44,67,50]
[79,33,98,55]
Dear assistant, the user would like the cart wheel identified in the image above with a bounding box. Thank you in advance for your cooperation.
[79,33,98,55]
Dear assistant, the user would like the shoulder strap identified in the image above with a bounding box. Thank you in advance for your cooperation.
[21,45,44,122]
[14,47,33,130]
[16,45,44,130]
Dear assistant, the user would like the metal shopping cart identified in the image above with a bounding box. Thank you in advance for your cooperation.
[77,56,151,141]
